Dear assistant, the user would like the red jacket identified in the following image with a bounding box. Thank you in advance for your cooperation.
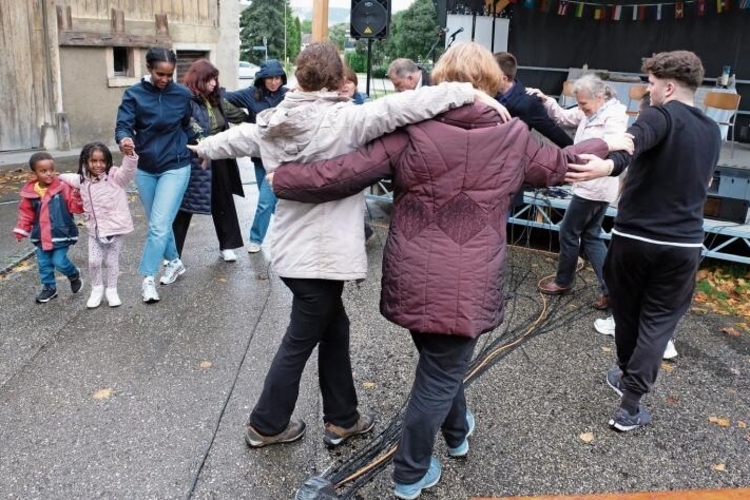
[274,103,608,338]
[14,177,83,251]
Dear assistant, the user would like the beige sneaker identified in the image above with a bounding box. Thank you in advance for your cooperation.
[245,420,306,448]
[323,413,375,448]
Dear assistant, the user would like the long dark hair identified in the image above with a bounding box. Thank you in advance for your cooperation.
[183,59,221,106]
[78,142,113,181]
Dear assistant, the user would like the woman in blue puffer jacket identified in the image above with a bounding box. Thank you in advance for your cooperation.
[225,59,288,253]
[173,59,247,263]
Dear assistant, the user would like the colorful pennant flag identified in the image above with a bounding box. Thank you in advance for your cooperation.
[612,5,622,19]
[557,0,568,15]
[656,4,662,18]
[575,2,584,17]
[675,1,684,18]
[698,0,706,15]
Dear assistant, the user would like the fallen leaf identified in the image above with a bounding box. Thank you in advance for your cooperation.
[218,277,227,282]
[661,362,675,371]
[601,347,612,353]
[737,421,747,429]
[362,381,376,389]
[93,388,113,400]
[666,396,679,406]
[708,416,731,427]
[579,432,595,443]
[721,326,741,337]
[696,269,710,280]
[200,361,213,369]
[711,463,726,472]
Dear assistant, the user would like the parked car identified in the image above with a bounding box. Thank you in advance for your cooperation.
[238,61,260,80]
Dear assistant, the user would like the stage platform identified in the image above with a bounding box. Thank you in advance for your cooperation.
[366,142,750,265]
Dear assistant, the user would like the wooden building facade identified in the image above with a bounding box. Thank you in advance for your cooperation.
[0,0,241,152]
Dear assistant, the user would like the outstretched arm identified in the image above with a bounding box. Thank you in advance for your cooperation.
[272,131,410,204]
[188,122,261,160]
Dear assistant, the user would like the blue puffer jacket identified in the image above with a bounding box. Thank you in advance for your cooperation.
[115,77,194,174]
[180,90,244,215]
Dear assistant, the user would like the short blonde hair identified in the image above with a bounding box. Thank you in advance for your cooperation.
[432,42,502,96]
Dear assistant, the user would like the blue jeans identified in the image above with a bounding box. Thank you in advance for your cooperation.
[556,194,610,293]
[36,246,78,287]
[136,166,190,277]
[249,162,277,245]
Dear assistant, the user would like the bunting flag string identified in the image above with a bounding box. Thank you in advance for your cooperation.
[518,0,749,20]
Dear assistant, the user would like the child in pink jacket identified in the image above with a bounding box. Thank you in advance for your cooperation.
[59,142,137,308]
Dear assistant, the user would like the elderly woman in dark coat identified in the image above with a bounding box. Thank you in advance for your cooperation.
[270,42,631,500]
[172,59,246,262]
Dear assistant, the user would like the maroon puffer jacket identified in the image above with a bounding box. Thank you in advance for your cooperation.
[274,103,609,338]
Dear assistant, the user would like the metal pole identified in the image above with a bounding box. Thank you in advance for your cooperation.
[366,39,373,97]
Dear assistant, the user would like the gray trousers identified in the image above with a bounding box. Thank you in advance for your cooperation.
[392,332,478,484]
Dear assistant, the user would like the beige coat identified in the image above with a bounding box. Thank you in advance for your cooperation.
[194,82,477,280]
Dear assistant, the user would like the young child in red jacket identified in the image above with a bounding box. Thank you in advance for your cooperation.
[13,152,84,303]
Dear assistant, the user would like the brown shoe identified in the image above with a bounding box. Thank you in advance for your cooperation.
[538,280,571,295]
[245,419,306,448]
[323,413,375,448]
[593,294,609,310]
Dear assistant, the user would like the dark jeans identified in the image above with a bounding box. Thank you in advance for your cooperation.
[392,332,478,484]
[556,195,610,294]
[604,235,700,397]
[173,173,243,255]
[249,278,359,435]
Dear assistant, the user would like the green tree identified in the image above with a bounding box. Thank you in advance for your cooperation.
[239,0,286,64]
[300,19,312,35]
[386,0,441,64]
[329,22,349,51]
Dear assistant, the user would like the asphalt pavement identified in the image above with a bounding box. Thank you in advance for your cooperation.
[0,152,749,500]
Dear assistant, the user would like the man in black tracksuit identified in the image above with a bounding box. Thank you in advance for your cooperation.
[565,50,721,431]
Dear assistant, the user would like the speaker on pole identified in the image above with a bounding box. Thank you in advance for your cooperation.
[350,0,391,39]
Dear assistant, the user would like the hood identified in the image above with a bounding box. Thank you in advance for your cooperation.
[434,102,505,130]
[20,177,64,198]
[254,59,288,87]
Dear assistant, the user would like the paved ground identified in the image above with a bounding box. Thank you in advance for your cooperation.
[1,152,749,500]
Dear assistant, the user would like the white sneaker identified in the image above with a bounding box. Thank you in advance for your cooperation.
[220,249,237,262]
[106,287,121,307]
[594,315,616,337]
[663,339,678,360]
[159,259,186,285]
[247,242,262,253]
[142,277,160,303]
[87,285,104,309]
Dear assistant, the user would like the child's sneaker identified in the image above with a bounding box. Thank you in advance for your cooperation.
[36,286,58,303]
[160,259,186,285]
[393,456,442,500]
[105,287,121,307]
[69,273,84,294]
[87,285,104,308]
[323,413,375,449]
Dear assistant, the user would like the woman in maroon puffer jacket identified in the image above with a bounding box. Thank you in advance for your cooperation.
[271,42,631,499]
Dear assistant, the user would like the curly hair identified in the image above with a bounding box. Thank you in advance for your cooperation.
[294,42,343,92]
[183,59,221,105]
[432,42,502,96]
[642,50,704,91]
[78,142,113,181]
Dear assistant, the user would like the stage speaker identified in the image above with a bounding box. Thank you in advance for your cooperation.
[704,194,749,224]
[350,0,390,39]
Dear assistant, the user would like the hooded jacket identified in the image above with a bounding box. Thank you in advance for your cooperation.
[58,154,138,238]
[194,82,478,281]
[14,177,83,250]
[114,77,193,174]
[271,104,610,337]
[225,60,288,123]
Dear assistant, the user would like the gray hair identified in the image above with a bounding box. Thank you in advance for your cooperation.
[573,73,616,100]
[388,58,419,78]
